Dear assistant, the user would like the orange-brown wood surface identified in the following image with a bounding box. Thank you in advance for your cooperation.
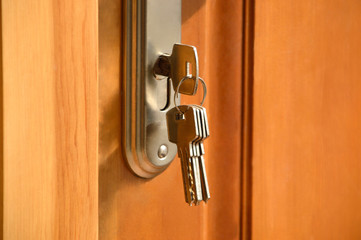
[252,0,361,239]
[2,0,98,238]
[98,0,242,239]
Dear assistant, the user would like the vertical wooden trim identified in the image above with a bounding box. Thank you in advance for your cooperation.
[0,1,3,238]
[202,0,243,239]
[241,0,255,239]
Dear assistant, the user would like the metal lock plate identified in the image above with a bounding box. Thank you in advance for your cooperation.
[122,0,181,178]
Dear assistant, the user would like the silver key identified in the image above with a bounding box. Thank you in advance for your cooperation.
[192,105,210,202]
[198,107,210,202]
[167,105,200,205]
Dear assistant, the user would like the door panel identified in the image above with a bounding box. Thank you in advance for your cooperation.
[2,0,98,238]
[98,0,242,239]
[253,0,361,239]
[3,0,361,238]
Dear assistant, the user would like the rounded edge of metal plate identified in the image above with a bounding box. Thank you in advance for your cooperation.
[123,127,177,178]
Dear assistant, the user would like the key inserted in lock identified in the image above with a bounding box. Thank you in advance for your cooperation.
[154,44,199,96]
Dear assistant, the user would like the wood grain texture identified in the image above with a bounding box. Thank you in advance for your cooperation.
[98,0,242,239]
[253,0,361,239]
[2,0,98,239]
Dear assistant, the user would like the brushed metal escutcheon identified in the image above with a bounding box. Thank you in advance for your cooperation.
[122,0,181,178]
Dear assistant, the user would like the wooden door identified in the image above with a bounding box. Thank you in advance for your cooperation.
[1,0,98,239]
[99,0,243,239]
[250,0,361,239]
[3,0,361,239]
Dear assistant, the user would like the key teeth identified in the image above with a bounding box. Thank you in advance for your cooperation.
[187,157,196,204]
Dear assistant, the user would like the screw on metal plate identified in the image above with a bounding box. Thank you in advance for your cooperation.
[157,144,168,159]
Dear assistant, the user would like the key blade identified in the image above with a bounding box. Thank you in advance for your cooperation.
[199,155,211,202]
[178,149,191,205]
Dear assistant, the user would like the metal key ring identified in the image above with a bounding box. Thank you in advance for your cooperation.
[174,76,207,115]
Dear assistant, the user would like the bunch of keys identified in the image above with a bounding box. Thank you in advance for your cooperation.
[166,77,210,206]
[154,43,210,205]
